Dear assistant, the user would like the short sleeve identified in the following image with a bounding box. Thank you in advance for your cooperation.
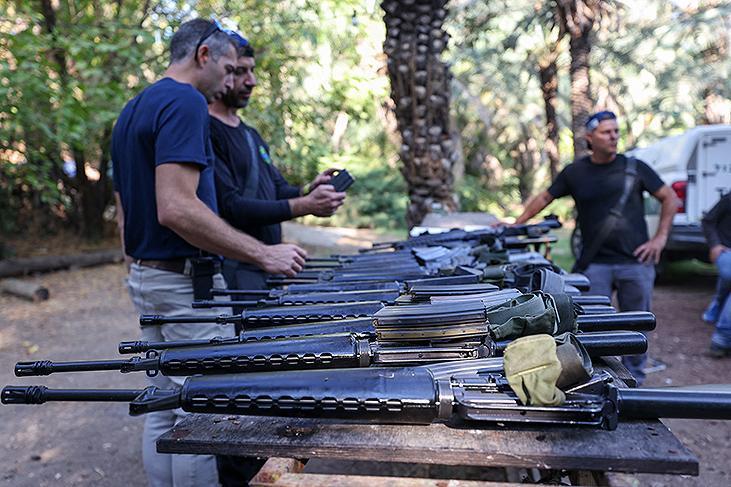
[637,159,665,194]
[547,166,571,199]
[154,94,209,168]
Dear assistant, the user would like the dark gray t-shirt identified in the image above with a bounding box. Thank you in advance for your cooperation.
[702,194,731,249]
[548,154,664,264]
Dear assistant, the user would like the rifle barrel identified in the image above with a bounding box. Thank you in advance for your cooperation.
[572,295,612,306]
[15,357,157,376]
[15,359,129,376]
[2,385,143,404]
[576,311,656,332]
[192,300,259,309]
[493,331,647,357]
[211,288,271,297]
[139,314,238,326]
[618,387,731,420]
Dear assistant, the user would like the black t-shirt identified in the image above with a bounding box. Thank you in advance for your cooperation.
[702,194,731,248]
[548,154,664,264]
[210,117,301,246]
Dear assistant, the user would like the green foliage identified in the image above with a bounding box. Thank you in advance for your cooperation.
[2,0,730,239]
[446,0,731,221]
[0,0,163,235]
[319,156,408,230]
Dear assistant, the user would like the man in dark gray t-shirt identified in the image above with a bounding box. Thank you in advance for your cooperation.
[702,194,731,357]
[515,111,678,384]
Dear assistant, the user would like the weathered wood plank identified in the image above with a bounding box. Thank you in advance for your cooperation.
[158,415,698,475]
[250,458,305,486]
[251,472,521,487]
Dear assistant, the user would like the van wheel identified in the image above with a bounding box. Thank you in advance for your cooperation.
[570,227,583,261]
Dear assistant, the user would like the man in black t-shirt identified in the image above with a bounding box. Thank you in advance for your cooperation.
[207,35,346,487]
[208,35,345,295]
[702,194,731,357]
[515,111,678,384]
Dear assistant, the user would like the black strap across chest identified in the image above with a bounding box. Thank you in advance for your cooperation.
[573,157,639,272]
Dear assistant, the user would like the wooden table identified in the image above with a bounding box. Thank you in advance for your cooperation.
[157,359,697,484]
[158,414,697,476]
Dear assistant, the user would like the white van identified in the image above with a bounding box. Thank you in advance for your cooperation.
[629,124,731,263]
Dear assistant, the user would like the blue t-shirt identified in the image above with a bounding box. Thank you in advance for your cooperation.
[111,78,218,260]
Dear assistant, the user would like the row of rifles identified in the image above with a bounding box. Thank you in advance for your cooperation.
[4,216,731,429]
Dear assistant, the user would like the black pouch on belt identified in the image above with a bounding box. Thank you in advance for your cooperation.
[190,257,219,301]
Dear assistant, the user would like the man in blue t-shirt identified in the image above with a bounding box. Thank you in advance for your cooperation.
[208,36,345,298]
[111,19,307,487]
[515,111,678,384]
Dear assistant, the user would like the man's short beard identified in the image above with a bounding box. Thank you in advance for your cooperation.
[222,90,249,109]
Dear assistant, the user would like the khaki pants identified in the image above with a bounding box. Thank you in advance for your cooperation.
[127,263,234,487]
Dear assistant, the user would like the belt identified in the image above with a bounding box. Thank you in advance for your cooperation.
[135,259,188,274]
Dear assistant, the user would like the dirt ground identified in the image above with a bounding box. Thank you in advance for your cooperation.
[1,240,730,485]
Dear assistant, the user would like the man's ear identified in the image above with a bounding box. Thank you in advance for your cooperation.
[196,45,210,65]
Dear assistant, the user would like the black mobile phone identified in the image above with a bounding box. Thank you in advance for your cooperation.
[330,169,355,192]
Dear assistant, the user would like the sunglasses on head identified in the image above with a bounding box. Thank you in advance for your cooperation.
[194,18,249,61]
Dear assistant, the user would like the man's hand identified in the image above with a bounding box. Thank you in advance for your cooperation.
[308,168,339,192]
[304,184,346,217]
[710,244,729,264]
[258,244,308,277]
[633,235,668,264]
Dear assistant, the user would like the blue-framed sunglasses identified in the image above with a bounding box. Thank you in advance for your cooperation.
[194,18,249,61]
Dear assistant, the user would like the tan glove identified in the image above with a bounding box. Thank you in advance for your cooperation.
[503,334,565,406]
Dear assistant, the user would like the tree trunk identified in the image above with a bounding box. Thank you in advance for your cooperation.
[381,0,459,229]
[569,31,592,159]
[555,0,600,160]
[512,125,541,203]
[0,279,49,302]
[0,249,123,278]
[40,0,114,241]
[539,55,560,179]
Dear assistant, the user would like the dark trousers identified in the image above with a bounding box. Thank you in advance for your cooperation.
[222,259,268,333]
[218,259,269,486]
[582,262,655,385]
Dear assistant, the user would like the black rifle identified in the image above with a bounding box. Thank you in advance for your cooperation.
[192,288,404,309]
[147,292,654,335]
[140,301,385,328]
[6,361,731,430]
[198,282,610,310]
[366,216,562,252]
[15,330,648,378]
[213,272,487,299]
[119,297,642,354]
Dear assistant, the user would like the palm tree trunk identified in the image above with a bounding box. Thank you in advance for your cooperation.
[381,0,458,228]
[569,31,592,159]
[539,55,560,179]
